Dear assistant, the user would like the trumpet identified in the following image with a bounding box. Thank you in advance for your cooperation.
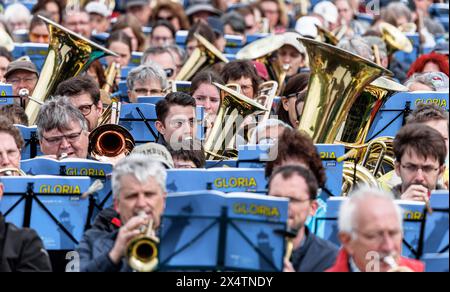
[127,212,159,272]
[0,167,26,176]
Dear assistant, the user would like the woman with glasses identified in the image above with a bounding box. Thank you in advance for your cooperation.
[151,0,191,31]
[149,20,176,48]
[277,72,309,128]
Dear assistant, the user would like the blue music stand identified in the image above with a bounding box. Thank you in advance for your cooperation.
[318,197,345,246]
[367,91,449,141]
[119,103,159,144]
[19,157,114,228]
[15,124,42,160]
[423,191,449,255]
[422,253,449,272]
[158,191,288,271]
[0,84,13,105]
[136,96,164,104]
[0,176,91,250]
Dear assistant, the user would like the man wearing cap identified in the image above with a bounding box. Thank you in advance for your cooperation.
[85,1,111,34]
[126,0,152,27]
[186,0,223,24]
[312,1,339,31]
[4,58,39,108]
[63,9,91,38]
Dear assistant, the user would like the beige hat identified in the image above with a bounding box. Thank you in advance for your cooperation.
[131,142,174,169]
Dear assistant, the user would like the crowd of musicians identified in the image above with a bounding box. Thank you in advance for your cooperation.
[0,0,449,272]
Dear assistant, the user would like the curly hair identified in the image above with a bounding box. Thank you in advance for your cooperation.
[407,52,449,78]
[265,128,326,187]
[0,115,25,150]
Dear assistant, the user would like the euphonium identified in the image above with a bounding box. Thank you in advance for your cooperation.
[0,168,26,176]
[25,15,118,125]
[176,33,229,81]
[89,102,135,161]
[315,24,339,45]
[204,83,267,160]
[100,62,121,105]
[127,212,159,272]
[379,22,413,56]
[296,37,391,144]
[255,81,278,124]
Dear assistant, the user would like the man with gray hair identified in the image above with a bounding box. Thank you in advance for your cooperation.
[77,154,167,272]
[141,46,178,80]
[36,97,90,160]
[127,62,168,103]
[326,186,424,272]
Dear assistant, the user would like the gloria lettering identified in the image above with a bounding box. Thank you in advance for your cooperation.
[65,167,106,176]
[39,184,81,194]
[214,177,257,188]
[233,203,280,218]
[415,98,447,108]
[320,151,336,160]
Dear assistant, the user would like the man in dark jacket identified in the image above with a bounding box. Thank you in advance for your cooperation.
[268,165,338,272]
[76,154,167,272]
[0,182,52,272]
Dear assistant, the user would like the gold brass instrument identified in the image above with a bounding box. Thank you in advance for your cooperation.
[100,62,121,105]
[127,212,159,272]
[255,81,278,124]
[338,77,408,146]
[176,33,229,81]
[25,15,118,125]
[204,82,267,160]
[296,36,391,144]
[342,161,380,195]
[379,22,413,56]
[315,24,339,45]
[0,168,26,176]
[89,102,135,161]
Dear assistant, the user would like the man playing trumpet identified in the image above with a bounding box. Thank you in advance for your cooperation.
[77,154,167,272]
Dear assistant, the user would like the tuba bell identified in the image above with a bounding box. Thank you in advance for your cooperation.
[126,212,159,272]
[379,22,413,56]
[25,15,118,125]
[296,36,391,144]
[175,33,229,81]
[204,82,267,160]
[89,102,135,162]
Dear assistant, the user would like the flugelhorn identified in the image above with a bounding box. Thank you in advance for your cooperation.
[25,15,118,125]
[127,212,159,272]
[204,82,267,160]
[176,33,229,81]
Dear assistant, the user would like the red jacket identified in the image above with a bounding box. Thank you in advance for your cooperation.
[326,249,425,272]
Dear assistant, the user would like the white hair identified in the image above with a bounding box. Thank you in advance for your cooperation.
[338,186,403,236]
[4,3,31,26]
[112,154,167,200]
[249,118,292,144]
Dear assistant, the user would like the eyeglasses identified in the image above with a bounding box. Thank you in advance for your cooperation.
[151,36,174,44]
[42,130,83,145]
[78,103,95,116]
[258,137,277,145]
[30,32,49,42]
[7,76,38,85]
[133,88,163,96]
[355,229,402,244]
[164,68,175,78]
[401,163,440,174]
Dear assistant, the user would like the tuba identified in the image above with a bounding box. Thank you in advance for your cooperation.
[175,33,229,81]
[25,15,118,125]
[296,36,391,144]
[89,102,135,162]
[126,212,159,272]
[204,83,267,160]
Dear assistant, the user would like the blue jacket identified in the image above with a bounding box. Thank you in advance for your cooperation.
[76,228,132,272]
[291,227,339,272]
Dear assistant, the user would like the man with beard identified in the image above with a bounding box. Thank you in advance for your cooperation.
[392,123,447,201]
